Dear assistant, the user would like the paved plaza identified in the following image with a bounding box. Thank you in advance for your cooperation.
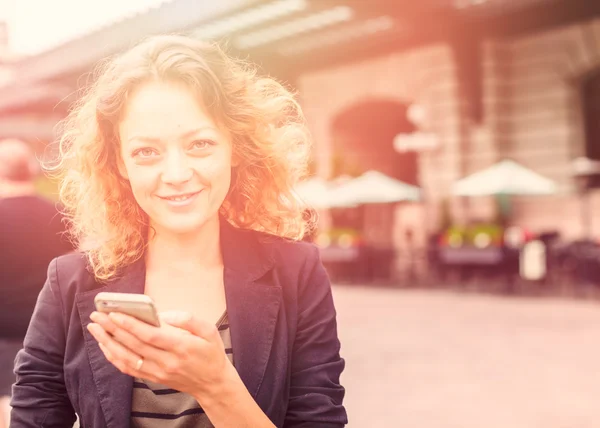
[333,285,600,428]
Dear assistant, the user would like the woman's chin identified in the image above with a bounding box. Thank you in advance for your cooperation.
[152,214,214,236]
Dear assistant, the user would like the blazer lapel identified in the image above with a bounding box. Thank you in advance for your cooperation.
[75,258,145,428]
[220,219,281,398]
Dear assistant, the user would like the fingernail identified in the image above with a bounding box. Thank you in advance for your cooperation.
[90,312,99,322]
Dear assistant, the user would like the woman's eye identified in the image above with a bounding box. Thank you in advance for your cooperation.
[134,148,157,158]
[190,140,212,150]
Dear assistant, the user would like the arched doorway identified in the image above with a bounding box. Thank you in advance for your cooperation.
[583,70,600,187]
[331,99,419,184]
[329,99,421,280]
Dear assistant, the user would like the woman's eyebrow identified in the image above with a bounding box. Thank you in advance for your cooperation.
[127,126,219,144]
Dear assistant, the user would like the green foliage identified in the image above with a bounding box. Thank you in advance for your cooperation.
[34,176,60,201]
[327,227,360,239]
[443,223,504,247]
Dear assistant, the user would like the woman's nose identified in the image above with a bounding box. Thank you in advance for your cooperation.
[161,151,193,184]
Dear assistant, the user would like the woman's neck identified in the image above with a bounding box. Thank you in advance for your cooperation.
[145,215,223,273]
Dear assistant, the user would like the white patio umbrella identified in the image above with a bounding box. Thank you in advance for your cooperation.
[294,176,354,209]
[332,170,421,205]
[452,160,557,197]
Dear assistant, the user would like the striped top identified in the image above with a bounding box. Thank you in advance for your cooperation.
[130,312,233,428]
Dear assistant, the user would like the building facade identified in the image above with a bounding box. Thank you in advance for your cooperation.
[1,0,598,252]
[298,17,600,252]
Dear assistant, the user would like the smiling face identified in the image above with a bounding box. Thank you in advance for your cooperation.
[118,79,233,236]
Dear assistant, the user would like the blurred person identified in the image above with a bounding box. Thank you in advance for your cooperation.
[10,35,347,428]
[0,139,74,428]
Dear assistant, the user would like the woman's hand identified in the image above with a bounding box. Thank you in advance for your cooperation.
[87,310,233,400]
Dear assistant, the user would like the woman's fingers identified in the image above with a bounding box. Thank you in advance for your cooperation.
[86,322,161,382]
[105,312,186,351]
[90,311,170,362]
[88,311,201,382]
[87,322,139,369]
[160,311,220,341]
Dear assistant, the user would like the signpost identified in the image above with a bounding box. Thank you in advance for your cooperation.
[393,103,439,153]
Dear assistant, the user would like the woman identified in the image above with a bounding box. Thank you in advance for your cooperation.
[10,35,347,428]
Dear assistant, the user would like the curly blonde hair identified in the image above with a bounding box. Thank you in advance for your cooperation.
[51,34,313,281]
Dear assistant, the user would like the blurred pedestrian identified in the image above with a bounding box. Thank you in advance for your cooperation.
[0,138,74,428]
[10,36,347,428]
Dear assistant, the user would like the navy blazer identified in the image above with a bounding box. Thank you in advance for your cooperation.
[10,220,347,427]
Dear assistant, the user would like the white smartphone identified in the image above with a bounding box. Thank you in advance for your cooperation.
[94,292,160,327]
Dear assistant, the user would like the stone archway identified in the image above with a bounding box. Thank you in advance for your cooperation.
[582,69,600,187]
[329,99,422,266]
[330,98,419,184]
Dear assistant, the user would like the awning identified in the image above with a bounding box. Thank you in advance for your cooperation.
[452,159,557,197]
[1,0,597,114]
[294,176,355,209]
[332,170,421,205]
[7,0,596,84]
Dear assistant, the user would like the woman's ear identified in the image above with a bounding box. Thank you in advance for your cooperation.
[231,153,242,168]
